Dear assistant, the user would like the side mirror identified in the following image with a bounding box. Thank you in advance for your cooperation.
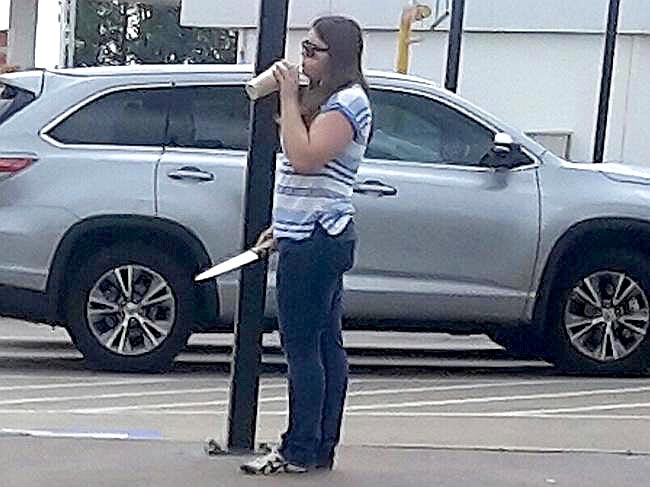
[484,132,526,169]
[493,132,514,154]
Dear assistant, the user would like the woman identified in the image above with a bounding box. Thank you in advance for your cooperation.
[241,15,373,475]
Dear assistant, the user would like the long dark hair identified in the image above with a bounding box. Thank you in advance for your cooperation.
[300,16,369,124]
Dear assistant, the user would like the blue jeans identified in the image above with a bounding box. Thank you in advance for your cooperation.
[276,223,356,467]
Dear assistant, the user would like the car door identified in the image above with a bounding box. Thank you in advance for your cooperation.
[42,87,169,220]
[156,83,252,324]
[344,87,540,324]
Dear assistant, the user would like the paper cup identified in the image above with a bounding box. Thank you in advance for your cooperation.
[245,63,280,100]
[245,61,309,100]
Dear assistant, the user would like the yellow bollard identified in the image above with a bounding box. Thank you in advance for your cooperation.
[396,3,432,74]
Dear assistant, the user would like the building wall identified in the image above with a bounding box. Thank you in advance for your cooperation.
[458,32,604,163]
[608,35,650,166]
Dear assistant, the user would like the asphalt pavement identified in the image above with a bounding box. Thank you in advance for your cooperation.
[3,318,650,486]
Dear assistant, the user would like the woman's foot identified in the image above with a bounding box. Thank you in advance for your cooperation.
[240,449,309,475]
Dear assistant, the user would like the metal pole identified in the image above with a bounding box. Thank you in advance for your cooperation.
[226,0,289,453]
[444,0,465,92]
[593,0,621,163]
[60,0,78,68]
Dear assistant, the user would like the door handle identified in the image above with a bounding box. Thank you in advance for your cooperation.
[167,166,214,182]
[353,179,398,197]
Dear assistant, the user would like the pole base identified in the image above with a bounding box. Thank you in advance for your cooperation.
[203,438,227,456]
[204,438,273,456]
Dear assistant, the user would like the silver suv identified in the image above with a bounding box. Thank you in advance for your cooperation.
[2,64,650,375]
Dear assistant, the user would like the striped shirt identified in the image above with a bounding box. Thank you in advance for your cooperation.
[273,84,373,241]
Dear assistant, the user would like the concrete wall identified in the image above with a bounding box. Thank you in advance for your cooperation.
[7,0,37,69]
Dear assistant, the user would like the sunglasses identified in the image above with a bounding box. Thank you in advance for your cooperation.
[301,40,329,58]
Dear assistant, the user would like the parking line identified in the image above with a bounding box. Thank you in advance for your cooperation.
[0,428,130,440]
[0,383,288,408]
[3,409,650,421]
[0,373,235,383]
[354,443,650,456]
[343,380,571,398]
[0,427,161,440]
[505,401,650,416]
[0,378,199,392]
[0,374,106,380]
[344,385,650,411]
[64,380,571,414]
[344,411,650,419]
[261,411,650,420]
[0,377,288,392]
[70,397,285,414]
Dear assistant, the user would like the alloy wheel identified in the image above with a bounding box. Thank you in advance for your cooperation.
[86,265,176,356]
[564,270,649,362]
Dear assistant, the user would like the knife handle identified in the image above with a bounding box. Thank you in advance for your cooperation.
[252,243,276,257]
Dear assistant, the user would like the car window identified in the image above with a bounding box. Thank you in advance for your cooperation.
[168,85,250,151]
[49,88,169,146]
[0,83,36,125]
[366,89,494,166]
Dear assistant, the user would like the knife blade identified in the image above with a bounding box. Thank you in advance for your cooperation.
[194,248,262,282]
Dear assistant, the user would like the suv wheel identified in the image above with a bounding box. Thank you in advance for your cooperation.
[66,242,194,372]
[548,249,650,374]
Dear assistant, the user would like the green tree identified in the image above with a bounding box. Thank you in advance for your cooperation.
[74,0,238,66]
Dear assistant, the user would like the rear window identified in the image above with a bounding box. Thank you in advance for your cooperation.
[48,88,169,147]
[0,83,36,125]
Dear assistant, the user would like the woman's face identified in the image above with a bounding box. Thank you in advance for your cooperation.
[301,29,330,81]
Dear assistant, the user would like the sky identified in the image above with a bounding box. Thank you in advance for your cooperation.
[1,0,61,68]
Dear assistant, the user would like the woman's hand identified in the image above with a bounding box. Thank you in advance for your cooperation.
[254,226,277,255]
[273,61,300,102]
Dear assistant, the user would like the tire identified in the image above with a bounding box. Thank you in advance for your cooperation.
[546,248,650,375]
[66,242,194,372]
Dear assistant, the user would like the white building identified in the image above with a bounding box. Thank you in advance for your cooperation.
[9,0,650,165]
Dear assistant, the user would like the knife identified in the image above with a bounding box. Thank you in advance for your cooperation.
[194,246,267,282]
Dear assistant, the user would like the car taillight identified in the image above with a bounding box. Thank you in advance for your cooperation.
[0,158,35,173]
